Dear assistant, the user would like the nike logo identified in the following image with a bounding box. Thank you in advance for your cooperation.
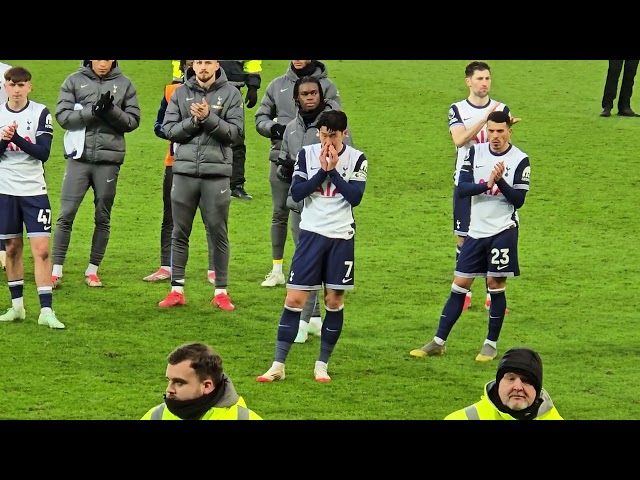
[290,130,296,134]
[221,189,228,194]
[475,164,484,168]
[310,166,319,170]
[463,117,472,121]
[106,178,115,183]
[326,328,339,332]
[186,97,194,101]
[80,84,88,88]
[496,265,509,270]
[44,226,51,231]
[280,88,289,93]
[342,277,352,283]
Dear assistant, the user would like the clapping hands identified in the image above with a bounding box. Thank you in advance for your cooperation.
[1,121,17,141]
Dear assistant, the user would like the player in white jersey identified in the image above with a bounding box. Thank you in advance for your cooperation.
[448,61,520,311]
[257,110,367,383]
[0,66,64,329]
[411,111,529,362]
[0,61,11,270]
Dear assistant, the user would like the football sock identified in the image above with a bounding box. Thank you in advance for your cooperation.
[435,283,469,341]
[85,263,98,276]
[487,287,507,342]
[9,279,24,308]
[318,304,344,364]
[38,286,53,309]
[275,305,303,362]
[272,260,283,274]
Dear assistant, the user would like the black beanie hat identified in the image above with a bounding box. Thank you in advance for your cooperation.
[496,347,543,398]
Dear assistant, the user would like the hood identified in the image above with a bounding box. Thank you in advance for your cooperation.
[184,64,228,91]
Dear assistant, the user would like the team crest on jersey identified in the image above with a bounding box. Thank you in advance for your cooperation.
[113,84,118,94]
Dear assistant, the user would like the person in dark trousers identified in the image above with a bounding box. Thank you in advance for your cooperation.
[218,61,261,200]
[600,60,640,117]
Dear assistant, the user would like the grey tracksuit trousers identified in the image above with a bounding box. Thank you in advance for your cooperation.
[52,159,121,267]
[171,174,230,288]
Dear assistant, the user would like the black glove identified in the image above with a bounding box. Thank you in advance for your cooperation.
[245,86,258,108]
[276,164,294,184]
[92,91,114,116]
[270,123,286,140]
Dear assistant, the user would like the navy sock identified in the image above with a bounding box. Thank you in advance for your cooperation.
[8,279,24,300]
[487,288,507,342]
[275,305,302,363]
[38,286,53,309]
[435,283,469,341]
[318,305,344,364]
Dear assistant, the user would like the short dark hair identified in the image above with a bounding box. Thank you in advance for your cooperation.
[167,343,224,386]
[316,110,348,132]
[4,66,31,83]
[465,61,491,78]
[487,110,512,126]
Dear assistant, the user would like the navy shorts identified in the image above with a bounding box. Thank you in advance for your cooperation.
[454,226,520,278]
[286,229,355,291]
[0,194,53,239]
[453,185,471,236]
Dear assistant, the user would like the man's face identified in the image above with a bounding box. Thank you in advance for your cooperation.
[193,60,219,84]
[319,126,345,151]
[165,360,213,401]
[4,79,32,102]
[466,69,491,98]
[297,81,321,111]
[90,60,115,78]
[498,372,537,411]
[292,60,312,70]
[487,120,511,152]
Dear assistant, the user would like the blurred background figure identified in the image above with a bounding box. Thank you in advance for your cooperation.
[600,60,640,117]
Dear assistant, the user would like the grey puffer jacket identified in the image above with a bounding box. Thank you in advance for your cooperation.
[162,67,244,178]
[55,60,140,165]
[255,61,340,163]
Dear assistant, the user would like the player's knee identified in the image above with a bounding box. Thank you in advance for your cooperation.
[486,277,506,291]
[324,291,345,310]
[285,291,307,310]
[3,239,22,257]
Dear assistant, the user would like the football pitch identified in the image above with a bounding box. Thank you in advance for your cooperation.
[0,60,637,420]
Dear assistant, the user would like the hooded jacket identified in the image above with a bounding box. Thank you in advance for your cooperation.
[162,66,244,178]
[255,61,340,163]
[140,375,262,420]
[444,381,564,420]
[55,60,140,165]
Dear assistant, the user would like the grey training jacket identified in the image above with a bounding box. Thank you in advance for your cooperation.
[162,67,244,178]
[55,60,140,165]
[255,61,340,163]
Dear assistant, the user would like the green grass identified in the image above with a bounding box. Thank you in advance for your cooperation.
[0,60,637,420]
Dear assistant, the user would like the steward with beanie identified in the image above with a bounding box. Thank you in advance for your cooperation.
[445,346,564,420]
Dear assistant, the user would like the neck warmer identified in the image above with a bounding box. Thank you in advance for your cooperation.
[292,61,317,78]
[164,377,227,420]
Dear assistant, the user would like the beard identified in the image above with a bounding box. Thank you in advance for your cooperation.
[197,73,214,83]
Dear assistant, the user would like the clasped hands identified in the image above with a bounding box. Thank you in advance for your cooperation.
[92,91,115,116]
[319,142,339,172]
